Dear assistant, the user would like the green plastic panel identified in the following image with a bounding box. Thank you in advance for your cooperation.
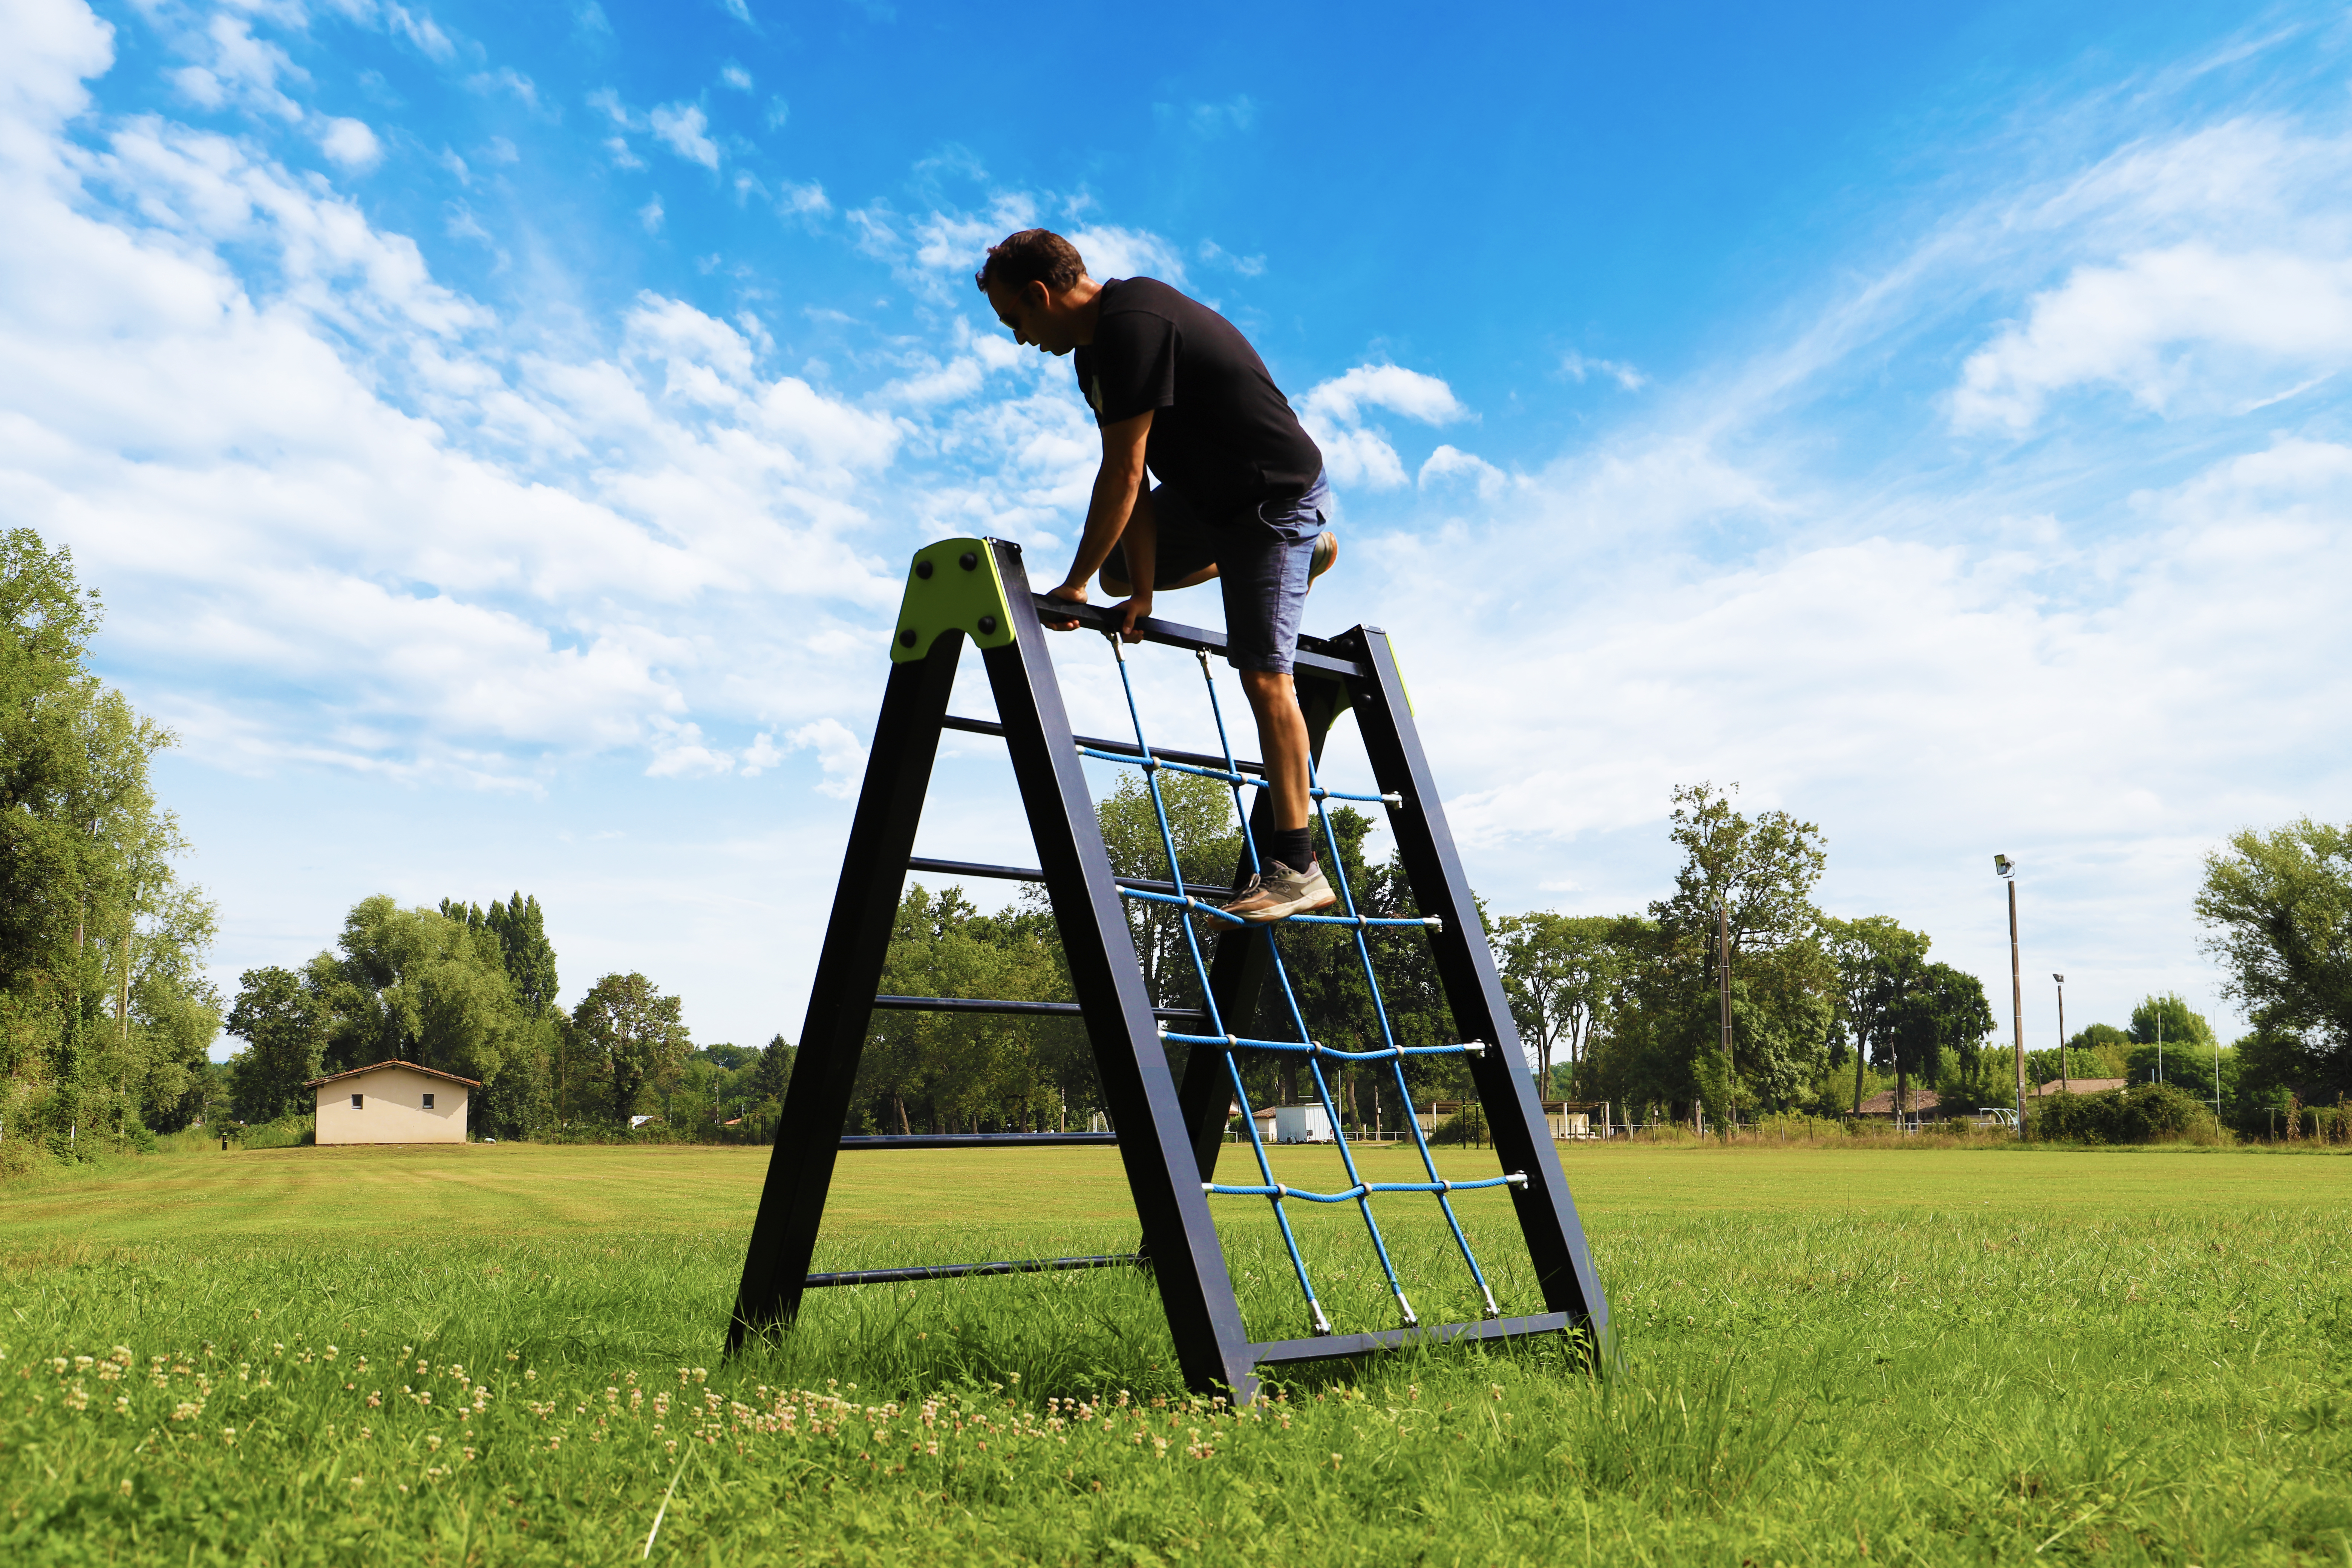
[890,537,1017,662]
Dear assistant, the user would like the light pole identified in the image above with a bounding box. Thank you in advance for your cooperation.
[1718,903,1735,1137]
[1995,855,2025,1141]
[2053,973,2069,1092]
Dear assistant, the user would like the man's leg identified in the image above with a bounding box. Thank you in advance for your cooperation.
[1240,668,1312,841]
[1214,473,1338,923]
[1100,484,1219,597]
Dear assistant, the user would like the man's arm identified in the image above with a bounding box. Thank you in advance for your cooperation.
[1046,410,1153,634]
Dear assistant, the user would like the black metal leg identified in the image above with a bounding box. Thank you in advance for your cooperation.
[981,542,1260,1400]
[729,634,965,1350]
[1340,628,1610,1346]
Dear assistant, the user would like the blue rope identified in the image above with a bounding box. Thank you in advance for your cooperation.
[1190,653,1417,1326]
[1161,1029,1486,1062]
[1102,637,1329,1334]
[1305,747,1502,1318]
[1209,1174,1528,1201]
[1086,635,1516,1332]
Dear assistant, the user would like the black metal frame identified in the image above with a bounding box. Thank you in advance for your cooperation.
[729,536,1608,1401]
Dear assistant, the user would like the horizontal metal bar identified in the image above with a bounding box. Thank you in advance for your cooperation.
[1250,1311,1575,1367]
[1077,746,1248,787]
[943,714,1267,779]
[804,1253,1141,1287]
[837,1133,1119,1150]
[1208,1173,1528,1202]
[1162,1029,1488,1061]
[906,855,1189,900]
[873,994,1207,1023]
[1032,596,1369,681]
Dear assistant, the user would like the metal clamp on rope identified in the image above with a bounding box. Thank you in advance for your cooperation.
[1461,1039,1488,1056]
[1380,792,1404,806]
[1506,1172,1529,1187]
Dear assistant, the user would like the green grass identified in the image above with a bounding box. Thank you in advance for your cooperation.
[4,1140,2349,1564]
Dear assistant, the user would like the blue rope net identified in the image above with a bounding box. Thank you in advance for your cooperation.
[1092,637,1523,1335]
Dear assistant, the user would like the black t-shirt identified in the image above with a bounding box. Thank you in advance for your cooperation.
[1073,277,1323,513]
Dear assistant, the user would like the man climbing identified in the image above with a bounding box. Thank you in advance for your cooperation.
[977,228,1338,923]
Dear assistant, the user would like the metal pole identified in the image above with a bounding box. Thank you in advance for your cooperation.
[1718,904,1734,1136]
[2008,879,2025,1141]
[2055,975,2067,1091]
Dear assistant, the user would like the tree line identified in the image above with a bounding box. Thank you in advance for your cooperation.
[1,531,223,1164]
[224,892,794,1140]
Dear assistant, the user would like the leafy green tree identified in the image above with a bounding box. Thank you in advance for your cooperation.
[1889,962,1994,1119]
[1092,772,1243,1010]
[308,897,521,1086]
[1618,782,1835,1122]
[1,528,220,1147]
[2195,818,2352,1104]
[1494,912,1625,1097]
[225,966,330,1122]
[2128,992,2217,1050]
[570,972,692,1124]
[1823,916,1932,1114]
[750,1032,795,1102]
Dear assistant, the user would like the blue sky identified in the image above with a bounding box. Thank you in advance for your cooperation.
[7,0,2348,1060]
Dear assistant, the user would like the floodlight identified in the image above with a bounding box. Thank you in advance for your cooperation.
[2053,972,2065,983]
[1993,854,2015,877]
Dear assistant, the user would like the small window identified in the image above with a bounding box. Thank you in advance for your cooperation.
[422,1093,435,1110]
[351,1093,364,1109]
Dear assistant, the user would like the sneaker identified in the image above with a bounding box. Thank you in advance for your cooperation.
[1220,859,1337,924]
[1309,528,1338,588]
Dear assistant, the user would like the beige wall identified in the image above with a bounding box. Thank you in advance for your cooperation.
[314,1067,468,1145]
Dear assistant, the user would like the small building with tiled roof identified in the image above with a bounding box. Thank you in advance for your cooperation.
[1854,1087,1943,1120]
[305,1060,478,1145]
[2029,1077,2127,1096]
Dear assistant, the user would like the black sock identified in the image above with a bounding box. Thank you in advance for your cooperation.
[1269,827,1315,873]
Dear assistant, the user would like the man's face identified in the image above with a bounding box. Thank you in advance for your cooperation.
[986,278,1076,356]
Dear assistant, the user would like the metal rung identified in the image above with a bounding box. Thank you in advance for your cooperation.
[874,994,1207,1023]
[804,1253,1141,1288]
[1027,594,1369,681]
[944,714,1266,779]
[1250,1311,1574,1366]
[839,1133,1117,1150]
[908,855,1190,899]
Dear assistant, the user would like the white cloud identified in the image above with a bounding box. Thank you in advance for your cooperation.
[1418,444,1508,498]
[649,103,718,169]
[721,64,752,92]
[1297,364,1470,490]
[739,730,784,775]
[786,718,867,797]
[720,0,753,23]
[764,96,789,131]
[1066,224,1186,285]
[1301,364,1469,427]
[1560,350,1647,390]
[777,179,828,218]
[1954,243,2352,431]
[637,195,662,233]
[383,3,457,63]
[316,116,381,171]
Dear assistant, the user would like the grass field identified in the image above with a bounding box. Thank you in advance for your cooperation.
[4,1139,2348,1565]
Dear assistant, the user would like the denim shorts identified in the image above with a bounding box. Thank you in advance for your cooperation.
[1107,470,1331,674]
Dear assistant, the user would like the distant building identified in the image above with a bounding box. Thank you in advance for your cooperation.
[2030,1078,2127,1096]
[1853,1087,1945,1123]
[306,1061,477,1145]
[1268,1103,1335,1144]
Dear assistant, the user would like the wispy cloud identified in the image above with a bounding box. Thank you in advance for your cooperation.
[649,102,718,168]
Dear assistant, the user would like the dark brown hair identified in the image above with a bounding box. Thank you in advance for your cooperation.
[974,229,1087,296]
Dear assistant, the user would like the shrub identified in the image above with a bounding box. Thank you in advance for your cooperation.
[2032,1083,2224,1145]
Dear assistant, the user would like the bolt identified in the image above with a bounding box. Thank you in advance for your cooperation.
[977,615,998,634]
[916,559,934,580]
[959,551,978,571]
[899,628,918,648]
